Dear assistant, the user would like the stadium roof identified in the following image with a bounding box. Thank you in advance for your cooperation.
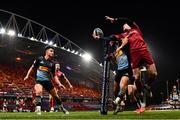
[0,9,99,64]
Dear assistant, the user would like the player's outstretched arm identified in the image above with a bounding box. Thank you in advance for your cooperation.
[24,65,34,81]
[63,75,73,89]
[54,75,66,89]
[105,16,116,23]
[116,37,129,53]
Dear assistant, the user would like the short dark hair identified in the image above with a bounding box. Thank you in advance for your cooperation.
[44,45,55,51]
[116,17,137,29]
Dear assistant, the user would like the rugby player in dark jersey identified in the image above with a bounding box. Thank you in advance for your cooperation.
[24,46,69,115]
[92,32,133,114]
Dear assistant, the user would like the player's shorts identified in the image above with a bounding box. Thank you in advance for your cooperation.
[36,80,54,92]
[131,49,154,69]
[115,68,134,85]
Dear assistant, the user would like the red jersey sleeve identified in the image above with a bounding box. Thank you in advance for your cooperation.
[133,22,143,36]
[114,34,123,39]
[56,71,64,78]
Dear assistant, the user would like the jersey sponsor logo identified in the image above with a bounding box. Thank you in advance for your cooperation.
[40,61,44,64]
[124,72,129,76]
[116,53,129,70]
[115,50,123,58]
[33,60,36,64]
[38,66,49,72]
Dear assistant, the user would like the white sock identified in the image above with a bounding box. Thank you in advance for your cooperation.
[50,107,54,111]
[36,106,41,111]
[115,97,120,104]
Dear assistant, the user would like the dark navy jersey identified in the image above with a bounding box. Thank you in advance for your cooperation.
[33,56,55,81]
[115,39,131,71]
[103,35,131,71]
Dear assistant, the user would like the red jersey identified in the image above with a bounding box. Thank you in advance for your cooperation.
[115,28,148,52]
[32,88,36,104]
[115,28,154,68]
[52,70,64,87]
[56,71,64,78]
[19,100,25,108]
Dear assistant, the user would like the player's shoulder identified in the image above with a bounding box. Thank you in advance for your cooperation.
[130,29,139,34]
[50,59,59,66]
[35,56,43,61]
[38,56,44,60]
[114,34,126,39]
[56,70,64,77]
[33,56,43,63]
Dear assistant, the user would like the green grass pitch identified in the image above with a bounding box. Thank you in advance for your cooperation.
[0,110,180,119]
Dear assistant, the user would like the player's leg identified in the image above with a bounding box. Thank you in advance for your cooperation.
[49,94,55,112]
[43,81,69,114]
[34,83,43,115]
[133,68,143,93]
[128,83,145,113]
[142,50,157,97]
[128,84,136,103]
[132,70,152,114]
[133,68,146,113]
[146,63,157,86]
[141,49,157,86]
[114,70,121,100]
[116,76,129,102]
[114,81,119,99]
[113,75,129,114]
[49,88,69,114]
[119,76,129,108]
[131,52,145,103]
[49,88,62,108]
[113,76,120,111]
[127,75,136,102]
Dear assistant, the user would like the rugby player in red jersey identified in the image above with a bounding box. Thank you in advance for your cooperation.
[105,16,158,113]
[49,63,73,112]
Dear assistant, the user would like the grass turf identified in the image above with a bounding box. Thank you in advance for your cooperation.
[0,110,180,119]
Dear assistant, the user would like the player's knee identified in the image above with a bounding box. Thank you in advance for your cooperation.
[114,85,118,91]
[128,85,134,95]
[36,91,42,96]
[120,83,127,89]
[133,69,140,79]
[50,90,58,98]
[53,95,62,105]
[134,74,140,81]
[132,84,137,91]
[35,96,42,106]
[35,87,43,96]
[128,89,133,96]
[150,71,158,79]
